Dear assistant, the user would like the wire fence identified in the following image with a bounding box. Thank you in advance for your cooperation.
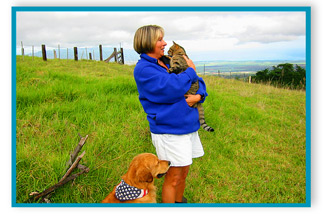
[17,42,263,81]
[17,42,140,65]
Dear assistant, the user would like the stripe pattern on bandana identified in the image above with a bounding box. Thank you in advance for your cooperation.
[115,179,148,201]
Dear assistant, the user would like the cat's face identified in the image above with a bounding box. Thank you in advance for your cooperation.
[167,42,179,56]
[167,41,185,56]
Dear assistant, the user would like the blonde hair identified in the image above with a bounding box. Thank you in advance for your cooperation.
[133,25,164,54]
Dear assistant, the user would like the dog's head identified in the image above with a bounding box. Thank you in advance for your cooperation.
[125,153,170,184]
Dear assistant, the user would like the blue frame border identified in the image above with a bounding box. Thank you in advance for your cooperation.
[12,6,311,208]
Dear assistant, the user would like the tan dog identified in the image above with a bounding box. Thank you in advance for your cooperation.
[102,153,170,203]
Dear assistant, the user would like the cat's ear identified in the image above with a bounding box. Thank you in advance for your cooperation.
[173,41,179,48]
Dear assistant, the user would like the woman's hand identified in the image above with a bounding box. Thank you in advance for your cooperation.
[183,55,196,71]
[185,94,201,107]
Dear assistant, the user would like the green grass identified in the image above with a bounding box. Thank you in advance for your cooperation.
[15,56,306,204]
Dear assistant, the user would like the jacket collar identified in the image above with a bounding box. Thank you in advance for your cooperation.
[140,53,158,63]
[140,53,170,67]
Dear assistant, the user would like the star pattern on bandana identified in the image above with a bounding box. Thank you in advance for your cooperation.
[115,180,148,201]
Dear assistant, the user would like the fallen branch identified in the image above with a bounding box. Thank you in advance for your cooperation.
[60,151,85,182]
[26,134,89,203]
[77,164,90,172]
[66,134,88,169]
[29,168,89,202]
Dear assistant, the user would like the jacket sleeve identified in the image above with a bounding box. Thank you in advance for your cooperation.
[136,66,198,104]
[196,77,208,103]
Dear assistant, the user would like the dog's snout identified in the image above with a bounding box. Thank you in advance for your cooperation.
[168,161,171,166]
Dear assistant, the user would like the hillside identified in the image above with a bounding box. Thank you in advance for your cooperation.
[14,56,306,204]
[195,60,306,79]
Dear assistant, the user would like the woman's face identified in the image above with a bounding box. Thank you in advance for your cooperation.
[148,35,167,59]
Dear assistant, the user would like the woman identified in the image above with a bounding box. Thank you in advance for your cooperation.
[133,25,208,203]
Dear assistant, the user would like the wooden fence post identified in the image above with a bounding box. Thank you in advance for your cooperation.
[89,53,92,60]
[120,48,124,64]
[54,50,57,59]
[74,47,78,61]
[99,45,103,61]
[114,48,117,63]
[21,41,24,60]
[42,44,47,61]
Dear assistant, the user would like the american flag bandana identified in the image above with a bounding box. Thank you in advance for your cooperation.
[115,179,148,201]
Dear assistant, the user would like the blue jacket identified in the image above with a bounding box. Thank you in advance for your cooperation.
[134,53,208,134]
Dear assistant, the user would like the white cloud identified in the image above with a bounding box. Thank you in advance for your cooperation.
[233,13,306,44]
[16,11,306,60]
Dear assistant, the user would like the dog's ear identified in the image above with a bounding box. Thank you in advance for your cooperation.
[136,167,153,183]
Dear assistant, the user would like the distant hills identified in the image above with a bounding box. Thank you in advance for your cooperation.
[19,46,305,77]
[195,60,306,77]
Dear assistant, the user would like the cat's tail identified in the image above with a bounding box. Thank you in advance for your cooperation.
[197,104,214,132]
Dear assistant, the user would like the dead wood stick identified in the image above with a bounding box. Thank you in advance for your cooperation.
[66,134,88,169]
[78,164,90,172]
[29,168,89,202]
[60,151,85,182]
[26,134,90,203]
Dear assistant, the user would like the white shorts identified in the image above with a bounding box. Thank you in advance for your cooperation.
[151,131,204,167]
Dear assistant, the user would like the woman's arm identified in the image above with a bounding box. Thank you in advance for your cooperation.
[183,56,208,106]
[135,65,198,104]
[185,77,208,107]
[196,77,208,103]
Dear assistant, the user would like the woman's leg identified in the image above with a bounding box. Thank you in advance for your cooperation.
[162,165,190,203]
[175,165,190,202]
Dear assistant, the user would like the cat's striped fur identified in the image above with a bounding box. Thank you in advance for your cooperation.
[167,41,214,132]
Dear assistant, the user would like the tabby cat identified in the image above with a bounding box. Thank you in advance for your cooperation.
[167,41,214,132]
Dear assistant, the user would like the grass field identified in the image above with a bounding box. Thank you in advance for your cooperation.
[15,56,306,204]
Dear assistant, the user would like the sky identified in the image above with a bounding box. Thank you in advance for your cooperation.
[16,10,306,61]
